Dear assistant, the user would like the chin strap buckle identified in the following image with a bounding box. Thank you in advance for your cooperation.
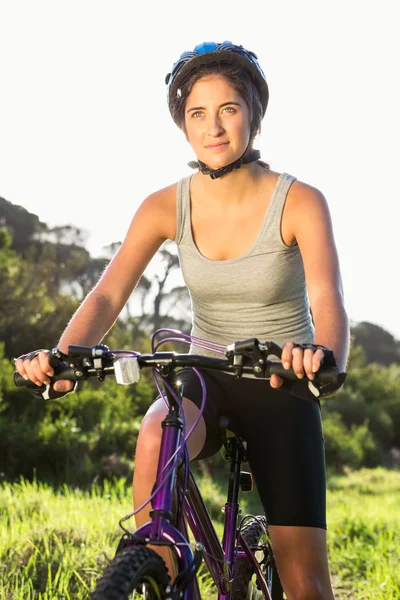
[187,149,261,179]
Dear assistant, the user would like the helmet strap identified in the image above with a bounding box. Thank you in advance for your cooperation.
[188,149,261,180]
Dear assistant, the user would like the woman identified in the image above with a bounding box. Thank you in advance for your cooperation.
[16,41,349,599]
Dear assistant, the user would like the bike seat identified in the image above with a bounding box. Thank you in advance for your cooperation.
[219,415,244,438]
[219,414,235,431]
[219,415,248,460]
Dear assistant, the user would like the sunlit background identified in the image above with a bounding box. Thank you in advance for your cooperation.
[1,0,399,336]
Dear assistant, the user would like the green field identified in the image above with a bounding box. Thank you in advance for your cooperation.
[0,468,399,599]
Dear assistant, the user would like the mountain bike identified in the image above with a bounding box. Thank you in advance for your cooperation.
[13,329,339,599]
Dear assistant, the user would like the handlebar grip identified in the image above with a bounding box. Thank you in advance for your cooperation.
[13,367,78,388]
[268,364,339,383]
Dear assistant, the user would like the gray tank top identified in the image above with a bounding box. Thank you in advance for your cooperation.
[175,172,314,357]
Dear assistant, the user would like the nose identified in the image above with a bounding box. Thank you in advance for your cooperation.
[207,113,224,137]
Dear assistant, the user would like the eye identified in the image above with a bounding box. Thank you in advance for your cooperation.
[192,110,204,118]
[222,106,236,114]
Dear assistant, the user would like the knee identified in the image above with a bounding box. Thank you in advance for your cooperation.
[136,405,166,455]
[284,575,329,600]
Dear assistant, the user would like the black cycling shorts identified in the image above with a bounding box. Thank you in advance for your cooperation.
[177,367,327,529]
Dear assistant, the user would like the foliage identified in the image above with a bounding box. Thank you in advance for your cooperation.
[0,355,155,485]
[0,226,80,358]
[321,344,400,471]
[0,196,45,253]
[351,321,400,365]
[322,411,379,471]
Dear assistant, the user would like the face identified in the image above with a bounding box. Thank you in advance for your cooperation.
[184,75,251,170]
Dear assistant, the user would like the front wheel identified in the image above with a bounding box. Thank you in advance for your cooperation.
[231,516,284,600]
[90,545,170,600]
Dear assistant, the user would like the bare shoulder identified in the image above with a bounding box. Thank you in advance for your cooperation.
[135,182,178,241]
[281,176,334,246]
[142,182,177,212]
[116,181,178,268]
[288,178,329,213]
[289,179,326,203]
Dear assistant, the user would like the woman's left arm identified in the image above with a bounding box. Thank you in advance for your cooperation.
[271,181,350,392]
[295,183,349,373]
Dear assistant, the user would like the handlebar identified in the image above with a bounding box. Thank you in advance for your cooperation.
[13,339,340,390]
[14,367,78,388]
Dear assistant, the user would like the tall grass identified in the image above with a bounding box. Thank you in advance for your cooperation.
[0,469,399,599]
[327,468,400,599]
[0,477,130,599]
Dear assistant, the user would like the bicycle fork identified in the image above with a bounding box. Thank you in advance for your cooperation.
[134,401,201,599]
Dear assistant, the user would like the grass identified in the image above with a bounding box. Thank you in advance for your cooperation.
[326,468,400,599]
[0,468,399,599]
[0,478,130,599]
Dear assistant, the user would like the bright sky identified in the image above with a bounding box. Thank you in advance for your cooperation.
[1,0,399,339]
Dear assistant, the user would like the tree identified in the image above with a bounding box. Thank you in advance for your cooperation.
[122,241,191,338]
[351,321,400,365]
[0,227,79,358]
[0,197,45,253]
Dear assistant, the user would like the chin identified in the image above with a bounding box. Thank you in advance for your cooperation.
[201,151,241,170]
[205,158,230,170]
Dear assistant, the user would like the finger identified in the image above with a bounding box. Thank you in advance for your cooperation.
[270,374,283,389]
[38,351,53,377]
[15,358,29,380]
[53,380,74,393]
[312,348,326,373]
[291,346,305,378]
[281,342,295,369]
[22,358,43,386]
[30,357,51,386]
[303,348,315,380]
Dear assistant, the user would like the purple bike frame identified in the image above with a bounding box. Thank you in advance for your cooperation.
[134,404,272,599]
[134,406,199,599]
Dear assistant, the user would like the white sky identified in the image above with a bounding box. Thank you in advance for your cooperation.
[1,0,399,339]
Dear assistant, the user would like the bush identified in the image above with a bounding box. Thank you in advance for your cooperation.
[0,353,156,486]
[323,411,379,472]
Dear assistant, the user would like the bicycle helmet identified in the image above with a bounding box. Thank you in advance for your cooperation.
[165,41,269,179]
[166,41,269,118]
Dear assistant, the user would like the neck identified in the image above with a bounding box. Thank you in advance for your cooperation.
[193,162,264,202]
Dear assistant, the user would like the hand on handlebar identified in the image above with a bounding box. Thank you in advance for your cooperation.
[269,342,345,400]
[269,342,325,389]
[14,349,75,398]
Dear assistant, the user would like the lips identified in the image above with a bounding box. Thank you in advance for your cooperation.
[205,142,229,149]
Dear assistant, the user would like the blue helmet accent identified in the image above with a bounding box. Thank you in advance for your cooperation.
[193,41,218,55]
[165,40,269,118]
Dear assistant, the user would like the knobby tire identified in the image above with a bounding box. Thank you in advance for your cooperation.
[90,545,170,600]
[231,516,284,600]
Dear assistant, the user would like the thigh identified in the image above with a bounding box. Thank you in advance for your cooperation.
[144,395,206,460]
[154,367,230,460]
[225,379,327,528]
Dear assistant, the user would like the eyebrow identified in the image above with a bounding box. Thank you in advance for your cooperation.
[186,101,242,114]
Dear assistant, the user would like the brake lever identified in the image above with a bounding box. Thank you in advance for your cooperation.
[226,338,284,378]
[49,347,69,370]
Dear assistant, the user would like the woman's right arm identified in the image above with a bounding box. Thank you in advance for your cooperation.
[15,185,177,389]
